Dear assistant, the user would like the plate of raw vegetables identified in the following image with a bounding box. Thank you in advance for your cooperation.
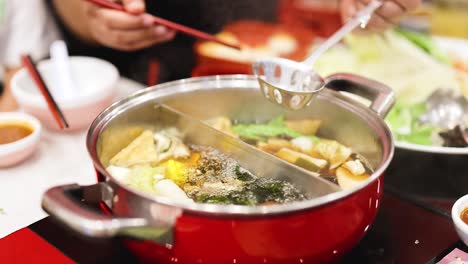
[313,29,468,154]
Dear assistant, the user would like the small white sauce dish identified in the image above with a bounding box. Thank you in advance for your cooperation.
[452,194,468,247]
[0,112,41,167]
[10,56,119,131]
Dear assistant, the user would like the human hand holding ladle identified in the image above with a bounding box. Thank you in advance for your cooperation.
[253,1,383,110]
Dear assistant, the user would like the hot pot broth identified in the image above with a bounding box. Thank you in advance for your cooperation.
[46,72,394,264]
[206,115,374,190]
[105,127,307,205]
[96,82,389,208]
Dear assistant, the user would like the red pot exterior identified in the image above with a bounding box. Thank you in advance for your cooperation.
[123,176,384,264]
[72,75,394,264]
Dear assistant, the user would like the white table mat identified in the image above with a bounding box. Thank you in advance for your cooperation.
[0,78,144,238]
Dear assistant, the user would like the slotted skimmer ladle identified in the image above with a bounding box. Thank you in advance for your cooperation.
[253,0,383,110]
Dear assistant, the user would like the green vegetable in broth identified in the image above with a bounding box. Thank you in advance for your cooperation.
[267,115,285,127]
[106,127,308,205]
[194,177,304,206]
[232,115,302,141]
[207,115,375,191]
[126,166,165,194]
[234,165,254,181]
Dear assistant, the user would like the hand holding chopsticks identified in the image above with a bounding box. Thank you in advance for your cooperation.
[85,0,241,50]
[20,55,69,129]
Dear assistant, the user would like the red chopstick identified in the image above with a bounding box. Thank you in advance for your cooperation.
[85,0,242,50]
[21,55,69,129]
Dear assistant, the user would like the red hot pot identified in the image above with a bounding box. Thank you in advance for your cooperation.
[42,74,394,263]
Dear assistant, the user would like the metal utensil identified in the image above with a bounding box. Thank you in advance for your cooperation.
[50,40,76,100]
[253,0,383,110]
[419,89,468,129]
[419,89,468,146]
[20,55,69,129]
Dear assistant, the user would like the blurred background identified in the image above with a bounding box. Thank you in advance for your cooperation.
[279,0,468,38]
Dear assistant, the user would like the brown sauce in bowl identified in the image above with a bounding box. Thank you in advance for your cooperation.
[461,207,468,225]
[0,123,34,144]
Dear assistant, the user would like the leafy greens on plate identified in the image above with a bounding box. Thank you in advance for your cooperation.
[313,29,468,147]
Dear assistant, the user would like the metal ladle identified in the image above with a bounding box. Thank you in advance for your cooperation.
[419,89,468,130]
[253,0,383,110]
[419,89,468,146]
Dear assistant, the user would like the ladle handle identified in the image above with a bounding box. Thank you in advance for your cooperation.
[303,0,383,66]
[325,73,395,117]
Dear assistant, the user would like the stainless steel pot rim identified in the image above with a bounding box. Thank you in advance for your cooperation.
[87,74,395,216]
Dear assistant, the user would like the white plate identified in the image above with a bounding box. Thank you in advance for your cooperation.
[394,36,468,155]
[395,141,468,155]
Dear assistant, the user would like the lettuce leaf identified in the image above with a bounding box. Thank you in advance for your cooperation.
[232,115,303,141]
[385,101,436,146]
[314,30,461,105]
[397,125,434,145]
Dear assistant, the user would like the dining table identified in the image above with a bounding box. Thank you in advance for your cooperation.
[1,77,467,263]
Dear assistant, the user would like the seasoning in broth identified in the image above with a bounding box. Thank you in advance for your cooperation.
[0,123,33,144]
[105,128,307,205]
[184,145,305,205]
[461,207,468,225]
[205,115,374,190]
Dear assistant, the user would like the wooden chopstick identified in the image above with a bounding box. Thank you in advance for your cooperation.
[85,0,242,50]
[20,55,69,129]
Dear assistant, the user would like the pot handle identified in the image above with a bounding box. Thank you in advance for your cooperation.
[324,73,395,117]
[42,183,148,238]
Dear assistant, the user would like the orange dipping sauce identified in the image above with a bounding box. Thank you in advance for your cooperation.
[0,123,34,144]
[461,207,468,225]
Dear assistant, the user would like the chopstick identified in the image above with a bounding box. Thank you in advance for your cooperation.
[20,55,69,129]
[85,0,242,50]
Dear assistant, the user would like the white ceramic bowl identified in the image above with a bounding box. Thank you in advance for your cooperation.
[11,56,119,131]
[0,112,41,167]
[452,194,468,247]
